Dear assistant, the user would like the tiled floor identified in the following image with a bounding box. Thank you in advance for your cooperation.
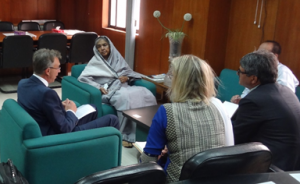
[0,88,139,166]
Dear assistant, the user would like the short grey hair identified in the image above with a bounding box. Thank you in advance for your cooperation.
[240,50,277,84]
[33,49,62,75]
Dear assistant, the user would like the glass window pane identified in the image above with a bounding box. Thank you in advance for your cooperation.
[116,0,126,28]
[110,0,116,26]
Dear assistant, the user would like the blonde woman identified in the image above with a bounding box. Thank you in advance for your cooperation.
[140,55,234,183]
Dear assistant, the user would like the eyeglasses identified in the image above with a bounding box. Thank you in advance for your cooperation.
[96,44,109,49]
[50,67,61,70]
[237,69,248,75]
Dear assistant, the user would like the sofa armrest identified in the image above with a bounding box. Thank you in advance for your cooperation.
[23,127,122,184]
[133,79,156,97]
[62,76,104,116]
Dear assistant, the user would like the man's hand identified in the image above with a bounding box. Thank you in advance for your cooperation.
[119,76,129,83]
[100,87,108,94]
[63,98,77,112]
[230,95,241,104]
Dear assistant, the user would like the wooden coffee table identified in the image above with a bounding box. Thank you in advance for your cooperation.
[122,104,161,141]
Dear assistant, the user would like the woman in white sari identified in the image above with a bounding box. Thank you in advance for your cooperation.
[78,36,157,147]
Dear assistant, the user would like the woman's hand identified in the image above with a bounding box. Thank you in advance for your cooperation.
[158,147,168,160]
[100,87,108,94]
[119,76,129,83]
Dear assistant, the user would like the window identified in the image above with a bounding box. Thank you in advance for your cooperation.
[109,0,140,31]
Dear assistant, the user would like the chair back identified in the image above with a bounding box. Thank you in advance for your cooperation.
[217,68,245,102]
[71,64,87,78]
[0,99,42,173]
[179,142,272,181]
[38,33,67,64]
[18,22,40,31]
[43,21,65,31]
[0,21,14,31]
[1,35,33,68]
[68,33,98,63]
[75,162,166,184]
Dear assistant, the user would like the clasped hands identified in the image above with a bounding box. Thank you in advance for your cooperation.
[62,98,77,112]
[99,76,129,94]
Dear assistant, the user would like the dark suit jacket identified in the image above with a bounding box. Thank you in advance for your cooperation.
[232,83,300,171]
[18,75,78,136]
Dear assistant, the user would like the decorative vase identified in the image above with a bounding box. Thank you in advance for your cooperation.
[164,34,185,87]
[168,35,185,62]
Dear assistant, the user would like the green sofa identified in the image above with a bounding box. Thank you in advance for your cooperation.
[296,86,300,101]
[62,64,157,117]
[217,68,245,102]
[0,99,122,184]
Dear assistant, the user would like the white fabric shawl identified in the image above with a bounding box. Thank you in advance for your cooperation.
[78,36,141,102]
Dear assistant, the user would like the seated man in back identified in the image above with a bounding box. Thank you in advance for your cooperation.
[18,48,119,136]
[232,50,300,171]
[231,40,299,103]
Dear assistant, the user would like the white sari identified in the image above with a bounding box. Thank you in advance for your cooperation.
[78,36,157,142]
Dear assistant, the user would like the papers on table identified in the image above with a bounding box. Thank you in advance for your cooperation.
[2,33,15,36]
[63,29,85,35]
[26,32,37,37]
[75,104,96,120]
[133,141,146,153]
[290,173,300,182]
[256,182,276,184]
[223,101,238,118]
[142,76,165,82]
[2,32,37,38]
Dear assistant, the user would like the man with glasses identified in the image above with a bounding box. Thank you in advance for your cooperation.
[17,49,119,136]
[232,50,300,171]
[231,40,299,104]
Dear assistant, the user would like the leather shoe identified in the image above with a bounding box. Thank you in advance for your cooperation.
[122,141,133,148]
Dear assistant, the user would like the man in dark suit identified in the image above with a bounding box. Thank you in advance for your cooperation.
[232,50,300,171]
[18,49,119,136]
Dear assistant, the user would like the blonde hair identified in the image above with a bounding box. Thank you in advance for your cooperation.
[168,55,217,103]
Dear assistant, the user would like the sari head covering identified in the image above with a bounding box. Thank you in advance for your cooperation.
[78,36,141,102]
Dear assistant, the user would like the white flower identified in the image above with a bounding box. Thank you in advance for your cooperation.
[153,10,161,18]
[183,13,192,21]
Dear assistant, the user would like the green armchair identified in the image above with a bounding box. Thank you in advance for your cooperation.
[62,64,156,117]
[0,99,122,184]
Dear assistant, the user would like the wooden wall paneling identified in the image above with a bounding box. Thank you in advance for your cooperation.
[157,0,175,74]
[37,0,57,19]
[10,0,38,24]
[74,0,89,31]
[135,0,174,75]
[0,0,11,22]
[224,0,279,70]
[135,0,216,75]
[274,0,300,80]
[171,0,210,59]
[87,0,103,34]
[57,0,76,29]
[204,0,231,76]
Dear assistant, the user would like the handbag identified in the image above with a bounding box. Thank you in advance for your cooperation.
[0,159,29,184]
